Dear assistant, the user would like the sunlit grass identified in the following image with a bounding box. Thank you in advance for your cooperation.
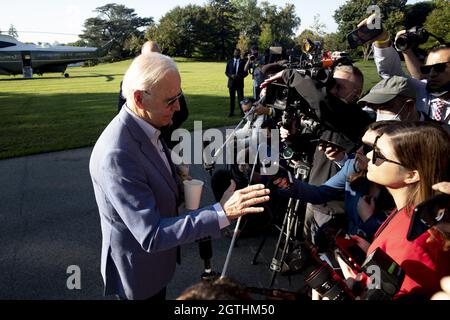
[0,58,383,159]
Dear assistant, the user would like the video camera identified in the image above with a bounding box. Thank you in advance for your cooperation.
[262,38,337,161]
[392,26,447,52]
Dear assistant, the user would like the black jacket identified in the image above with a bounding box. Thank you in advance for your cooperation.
[225,58,248,89]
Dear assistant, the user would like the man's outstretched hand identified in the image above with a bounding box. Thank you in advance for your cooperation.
[220,180,270,221]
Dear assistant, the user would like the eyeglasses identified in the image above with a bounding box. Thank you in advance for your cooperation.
[143,90,183,107]
[371,135,404,166]
[420,62,450,75]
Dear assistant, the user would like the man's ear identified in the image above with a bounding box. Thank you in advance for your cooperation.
[133,90,145,110]
[404,169,420,185]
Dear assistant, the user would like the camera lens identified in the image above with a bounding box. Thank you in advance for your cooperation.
[305,264,352,300]
[395,35,410,51]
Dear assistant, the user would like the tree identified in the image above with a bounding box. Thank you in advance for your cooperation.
[8,25,18,38]
[258,23,273,50]
[205,0,239,60]
[424,0,450,47]
[124,34,145,56]
[236,34,251,55]
[404,1,436,29]
[310,14,326,37]
[148,5,206,57]
[80,3,153,60]
[334,0,406,60]
[259,2,301,49]
[294,29,323,49]
[230,0,263,45]
[323,32,347,52]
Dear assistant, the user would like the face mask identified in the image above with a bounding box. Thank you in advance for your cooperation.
[376,112,401,121]
[375,103,407,121]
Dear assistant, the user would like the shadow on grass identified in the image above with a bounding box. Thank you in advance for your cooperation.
[0,92,244,159]
[0,73,122,82]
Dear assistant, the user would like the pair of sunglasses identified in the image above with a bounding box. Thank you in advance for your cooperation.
[371,135,404,166]
[143,90,183,107]
[420,61,450,75]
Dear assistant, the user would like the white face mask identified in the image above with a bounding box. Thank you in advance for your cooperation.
[375,112,401,121]
[375,103,406,122]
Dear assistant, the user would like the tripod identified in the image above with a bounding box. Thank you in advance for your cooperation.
[250,160,311,288]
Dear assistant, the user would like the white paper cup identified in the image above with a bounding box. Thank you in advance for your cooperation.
[183,179,204,210]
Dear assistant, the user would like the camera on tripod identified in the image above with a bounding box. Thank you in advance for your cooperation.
[264,78,322,161]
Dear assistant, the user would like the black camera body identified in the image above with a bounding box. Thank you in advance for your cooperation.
[285,241,355,300]
[285,241,404,300]
[395,27,430,52]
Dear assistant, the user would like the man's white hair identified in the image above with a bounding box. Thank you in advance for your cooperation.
[122,52,179,103]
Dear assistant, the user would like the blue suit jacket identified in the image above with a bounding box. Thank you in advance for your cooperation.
[89,108,222,299]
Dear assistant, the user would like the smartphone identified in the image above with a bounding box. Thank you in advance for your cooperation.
[407,193,450,241]
[312,139,346,152]
[347,24,384,49]
[335,235,367,272]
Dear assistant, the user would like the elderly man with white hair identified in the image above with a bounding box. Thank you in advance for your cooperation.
[89,52,270,300]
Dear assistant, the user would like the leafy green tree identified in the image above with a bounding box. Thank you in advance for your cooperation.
[80,3,153,60]
[260,1,301,49]
[236,34,251,55]
[295,29,323,49]
[148,5,206,57]
[230,0,262,45]
[310,14,327,37]
[404,1,436,29]
[205,0,239,60]
[334,0,406,60]
[258,23,273,50]
[322,32,347,52]
[124,34,145,56]
[424,0,450,47]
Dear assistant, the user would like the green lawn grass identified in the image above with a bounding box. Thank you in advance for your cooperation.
[0,58,382,159]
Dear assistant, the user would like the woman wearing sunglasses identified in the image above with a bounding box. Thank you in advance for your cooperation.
[274,121,398,242]
[350,121,450,299]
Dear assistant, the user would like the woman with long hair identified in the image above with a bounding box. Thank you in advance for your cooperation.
[353,121,450,298]
[274,121,397,242]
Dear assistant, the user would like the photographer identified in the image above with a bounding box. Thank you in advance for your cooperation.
[358,15,450,124]
[244,45,267,100]
[263,64,373,247]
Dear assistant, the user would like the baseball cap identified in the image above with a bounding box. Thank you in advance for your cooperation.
[358,76,416,105]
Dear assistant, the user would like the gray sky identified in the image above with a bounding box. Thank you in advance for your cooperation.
[0,0,425,44]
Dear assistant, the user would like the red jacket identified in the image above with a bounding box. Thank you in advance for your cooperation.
[367,206,450,299]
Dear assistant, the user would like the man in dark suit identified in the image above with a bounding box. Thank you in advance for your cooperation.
[90,52,270,300]
[225,48,248,117]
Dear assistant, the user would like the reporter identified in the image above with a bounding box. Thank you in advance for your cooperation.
[358,122,450,298]
[274,121,396,241]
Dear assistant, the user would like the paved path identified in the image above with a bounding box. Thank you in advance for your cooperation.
[0,133,304,299]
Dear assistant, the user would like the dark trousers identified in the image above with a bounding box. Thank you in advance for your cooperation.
[229,86,244,116]
[116,287,166,301]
